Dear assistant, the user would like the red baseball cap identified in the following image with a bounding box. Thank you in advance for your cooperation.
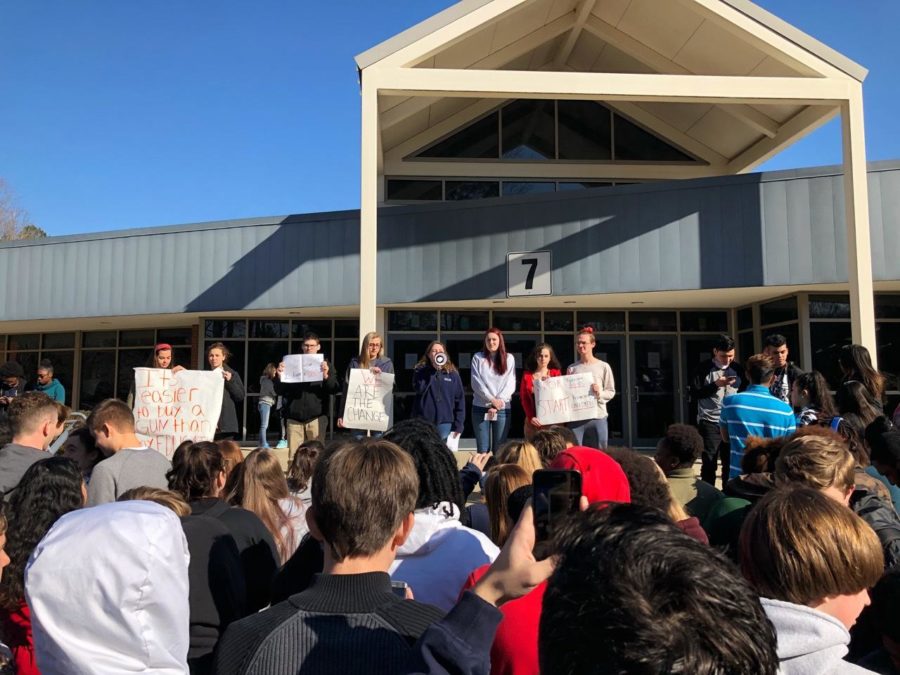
[549,446,631,504]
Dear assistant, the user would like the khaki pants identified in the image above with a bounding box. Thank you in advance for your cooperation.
[286,416,327,457]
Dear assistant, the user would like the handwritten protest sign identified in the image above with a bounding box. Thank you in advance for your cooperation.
[133,368,224,459]
[534,373,598,425]
[344,369,395,432]
[281,354,324,383]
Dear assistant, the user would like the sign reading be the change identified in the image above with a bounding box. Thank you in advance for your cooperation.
[133,368,224,459]
[534,373,598,425]
[344,369,395,432]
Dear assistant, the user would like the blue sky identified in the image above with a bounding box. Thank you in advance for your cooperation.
[1,1,897,236]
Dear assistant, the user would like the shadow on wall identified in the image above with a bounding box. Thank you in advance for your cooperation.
[376,175,767,303]
[184,213,360,313]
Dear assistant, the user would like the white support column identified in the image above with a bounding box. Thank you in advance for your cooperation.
[359,77,379,340]
[841,85,877,365]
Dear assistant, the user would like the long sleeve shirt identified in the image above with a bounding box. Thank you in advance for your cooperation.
[567,359,616,420]
[470,353,516,409]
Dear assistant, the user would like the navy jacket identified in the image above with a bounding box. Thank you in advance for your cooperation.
[412,365,465,433]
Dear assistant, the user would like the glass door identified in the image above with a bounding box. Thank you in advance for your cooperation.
[629,336,678,448]
[594,336,625,445]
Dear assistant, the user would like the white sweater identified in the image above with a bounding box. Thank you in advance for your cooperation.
[470,352,516,409]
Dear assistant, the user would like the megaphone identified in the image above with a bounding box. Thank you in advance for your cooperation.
[434,352,448,367]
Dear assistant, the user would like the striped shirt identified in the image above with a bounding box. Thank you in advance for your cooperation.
[719,385,796,478]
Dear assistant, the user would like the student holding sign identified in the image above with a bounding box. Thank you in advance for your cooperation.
[337,332,394,439]
[520,342,562,440]
[207,343,245,441]
[566,327,616,449]
[274,333,338,453]
[413,341,465,443]
[470,328,516,454]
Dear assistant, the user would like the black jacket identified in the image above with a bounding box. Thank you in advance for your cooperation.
[769,362,803,402]
[190,498,278,613]
[851,488,900,570]
[181,514,247,675]
[274,360,339,423]
[216,365,245,435]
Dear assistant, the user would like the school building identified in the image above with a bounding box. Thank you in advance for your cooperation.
[2,0,897,447]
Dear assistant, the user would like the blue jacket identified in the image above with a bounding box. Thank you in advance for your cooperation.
[35,378,66,403]
[412,366,465,433]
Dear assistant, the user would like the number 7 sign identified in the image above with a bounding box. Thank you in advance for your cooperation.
[507,251,552,297]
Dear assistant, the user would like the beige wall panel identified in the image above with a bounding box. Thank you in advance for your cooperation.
[591,0,630,26]
[635,101,713,133]
[490,0,554,52]
[590,40,655,74]
[689,107,763,158]
[527,36,563,69]
[673,20,767,75]
[749,102,803,125]
[547,0,580,23]
[433,27,495,68]
[616,0,704,60]
[383,108,430,153]
[747,55,806,78]
[380,95,410,114]
[498,52,533,70]
[566,30,606,71]
[427,98,473,127]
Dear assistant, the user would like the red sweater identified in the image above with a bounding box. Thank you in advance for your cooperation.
[0,600,38,674]
[462,565,544,675]
[519,370,562,422]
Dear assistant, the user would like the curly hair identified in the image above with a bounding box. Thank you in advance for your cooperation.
[383,418,464,516]
[166,441,225,502]
[658,424,704,467]
[0,457,84,610]
[605,447,672,516]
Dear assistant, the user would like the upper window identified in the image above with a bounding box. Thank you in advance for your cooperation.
[413,100,698,164]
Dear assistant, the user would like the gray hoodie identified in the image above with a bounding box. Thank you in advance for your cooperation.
[762,597,876,674]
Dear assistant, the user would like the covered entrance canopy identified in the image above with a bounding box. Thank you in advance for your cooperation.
[355,0,876,362]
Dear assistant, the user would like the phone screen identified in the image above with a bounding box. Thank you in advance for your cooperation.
[532,469,582,560]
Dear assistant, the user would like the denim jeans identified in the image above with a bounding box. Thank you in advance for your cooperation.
[351,430,384,440]
[472,406,511,453]
[435,422,453,442]
[567,417,609,449]
[258,401,272,447]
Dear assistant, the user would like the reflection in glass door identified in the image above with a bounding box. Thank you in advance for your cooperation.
[630,336,678,448]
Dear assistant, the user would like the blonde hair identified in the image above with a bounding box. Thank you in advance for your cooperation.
[358,332,384,370]
[226,448,297,564]
[775,434,856,494]
[495,441,542,477]
[118,487,191,517]
[484,464,531,546]
[739,486,883,605]
[216,439,245,481]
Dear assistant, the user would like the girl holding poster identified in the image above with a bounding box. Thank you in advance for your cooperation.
[337,332,394,439]
[413,341,465,443]
[566,327,616,449]
[207,343,245,441]
[470,328,516,453]
[520,343,562,440]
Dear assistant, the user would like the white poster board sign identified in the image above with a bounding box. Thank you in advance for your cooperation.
[534,372,598,425]
[133,368,224,459]
[343,369,395,432]
[281,354,324,383]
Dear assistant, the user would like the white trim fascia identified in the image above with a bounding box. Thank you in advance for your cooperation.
[360,0,531,70]
[370,68,854,105]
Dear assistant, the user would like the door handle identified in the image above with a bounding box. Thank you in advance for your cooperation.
[633,385,640,403]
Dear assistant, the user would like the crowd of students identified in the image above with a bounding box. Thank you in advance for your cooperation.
[0,333,898,673]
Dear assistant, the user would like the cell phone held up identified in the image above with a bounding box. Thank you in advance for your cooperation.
[532,469,582,560]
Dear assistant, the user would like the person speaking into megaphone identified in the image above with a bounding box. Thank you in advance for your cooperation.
[412,341,465,444]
